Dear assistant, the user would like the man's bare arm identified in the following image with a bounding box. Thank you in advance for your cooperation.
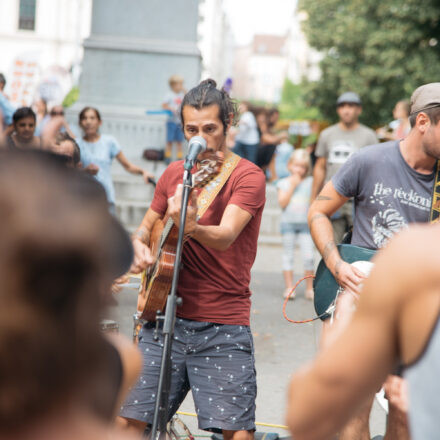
[168,184,254,251]
[133,208,162,244]
[130,208,162,273]
[308,181,365,293]
[192,204,252,250]
[310,157,326,202]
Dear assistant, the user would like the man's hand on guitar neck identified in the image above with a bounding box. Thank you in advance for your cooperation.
[168,184,198,237]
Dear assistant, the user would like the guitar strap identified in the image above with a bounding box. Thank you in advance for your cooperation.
[196,152,241,221]
[430,160,440,223]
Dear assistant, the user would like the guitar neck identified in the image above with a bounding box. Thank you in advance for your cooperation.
[159,216,175,249]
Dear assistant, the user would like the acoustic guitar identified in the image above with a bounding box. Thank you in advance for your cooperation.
[136,152,223,322]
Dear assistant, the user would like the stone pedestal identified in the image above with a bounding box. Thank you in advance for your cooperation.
[69,0,201,160]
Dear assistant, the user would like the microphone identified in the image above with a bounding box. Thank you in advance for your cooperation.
[184,136,207,170]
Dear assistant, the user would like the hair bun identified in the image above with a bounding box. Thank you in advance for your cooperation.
[200,78,217,89]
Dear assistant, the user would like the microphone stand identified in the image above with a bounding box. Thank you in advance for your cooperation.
[150,164,193,440]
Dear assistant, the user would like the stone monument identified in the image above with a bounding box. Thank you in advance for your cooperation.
[70,0,201,159]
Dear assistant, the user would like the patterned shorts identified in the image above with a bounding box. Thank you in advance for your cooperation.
[120,318,257,432]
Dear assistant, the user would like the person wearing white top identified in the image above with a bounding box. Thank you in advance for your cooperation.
[233,102,260,164]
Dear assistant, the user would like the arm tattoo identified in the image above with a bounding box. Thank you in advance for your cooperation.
[315,195,332,201]
[133,226,150,244]
[322,240,336,262]
[309,213,327,226]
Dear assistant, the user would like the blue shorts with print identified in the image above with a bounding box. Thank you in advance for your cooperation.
[120,318,257,433]
[166,120,185,143]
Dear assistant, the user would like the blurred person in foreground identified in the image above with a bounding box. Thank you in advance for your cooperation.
[311,92,378,243]
[0,152,139,440]
[5,106,41,150]
[287,224,440,440]
[308,83,440,439]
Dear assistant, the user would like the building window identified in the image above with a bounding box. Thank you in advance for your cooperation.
[18,0,37,31]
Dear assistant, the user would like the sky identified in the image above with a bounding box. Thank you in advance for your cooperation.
[223,0,297,45]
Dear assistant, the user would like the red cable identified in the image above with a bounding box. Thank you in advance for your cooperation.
[282,275,327,324]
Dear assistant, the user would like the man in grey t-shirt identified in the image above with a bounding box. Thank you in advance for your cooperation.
[311,92,378,243]
[308,83,440,440]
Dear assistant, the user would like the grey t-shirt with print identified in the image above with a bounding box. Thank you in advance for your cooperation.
[332,141,434,250]
[316,123,378,183]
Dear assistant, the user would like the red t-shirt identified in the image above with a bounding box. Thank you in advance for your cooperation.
[150,158,266,325]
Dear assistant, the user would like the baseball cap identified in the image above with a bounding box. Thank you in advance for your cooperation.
[336,92,362,106]
[410,83,440,115]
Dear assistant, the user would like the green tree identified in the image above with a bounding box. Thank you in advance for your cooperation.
[62,86,80,108]
[298,0,440,126]
[279,78,321,120]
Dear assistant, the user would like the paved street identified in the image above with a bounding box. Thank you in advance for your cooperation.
[109,244,386,439]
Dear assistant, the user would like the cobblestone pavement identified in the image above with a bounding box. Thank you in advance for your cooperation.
[110,244,386,438]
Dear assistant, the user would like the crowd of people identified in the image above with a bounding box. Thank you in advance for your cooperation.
[0,73,154,214]
[1,69,439,440]
[231,102,287,181]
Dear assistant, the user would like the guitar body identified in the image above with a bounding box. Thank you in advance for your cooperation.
[137,217,178,321]
[313,244,376,320]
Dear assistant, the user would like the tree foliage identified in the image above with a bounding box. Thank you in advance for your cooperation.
[279,78,321,120]
[62,86,80,108]
[298,0,440,126]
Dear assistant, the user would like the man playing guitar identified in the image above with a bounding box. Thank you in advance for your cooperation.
[117,79,266,440]
[308,83,440,440]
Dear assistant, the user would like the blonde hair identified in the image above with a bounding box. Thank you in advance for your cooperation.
[169,74,184,86]
[288,149,312,176]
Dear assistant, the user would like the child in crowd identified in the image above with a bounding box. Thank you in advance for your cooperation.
[162,75,185,164]
[274,132,294,180]
[77,107,153,214]
[277,149,314,300]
